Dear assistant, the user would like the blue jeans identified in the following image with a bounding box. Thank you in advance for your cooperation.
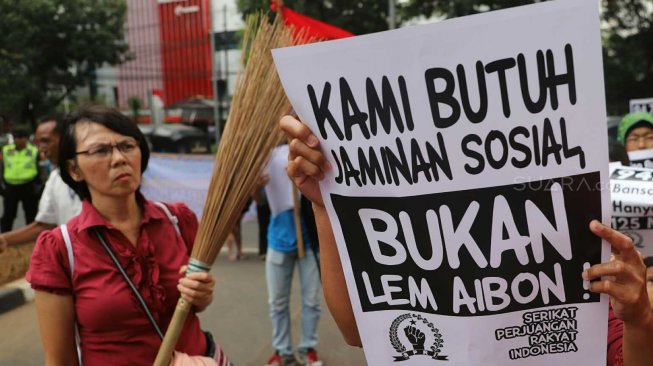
[266,248,322,355]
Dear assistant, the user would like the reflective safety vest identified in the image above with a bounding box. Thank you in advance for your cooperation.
[3,143,39,185]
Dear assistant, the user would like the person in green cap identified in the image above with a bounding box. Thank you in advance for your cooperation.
[617,111,653,152]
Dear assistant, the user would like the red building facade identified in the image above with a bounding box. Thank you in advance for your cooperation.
[118,0,212,108]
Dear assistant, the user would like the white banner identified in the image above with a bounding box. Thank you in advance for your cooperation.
[273,0,610,365]
[141,153,214,218]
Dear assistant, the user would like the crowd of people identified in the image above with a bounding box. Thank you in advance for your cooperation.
[0,105,652,366]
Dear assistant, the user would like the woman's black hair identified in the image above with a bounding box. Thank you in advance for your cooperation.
[58,104,150,201]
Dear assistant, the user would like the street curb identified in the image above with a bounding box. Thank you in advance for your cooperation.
[0,278,33,315]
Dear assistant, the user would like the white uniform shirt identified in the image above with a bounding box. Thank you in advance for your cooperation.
[34,168,82,225]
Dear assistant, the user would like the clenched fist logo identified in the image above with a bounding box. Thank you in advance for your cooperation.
[404,325,425,351]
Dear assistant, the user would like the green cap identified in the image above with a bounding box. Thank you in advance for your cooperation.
[617,111,653,144]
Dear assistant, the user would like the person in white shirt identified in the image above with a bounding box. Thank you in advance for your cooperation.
[0,117,81,253]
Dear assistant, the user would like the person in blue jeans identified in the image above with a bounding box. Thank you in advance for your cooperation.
[264,144,323,366]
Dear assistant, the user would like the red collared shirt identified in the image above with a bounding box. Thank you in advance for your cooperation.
[27,197,207,366]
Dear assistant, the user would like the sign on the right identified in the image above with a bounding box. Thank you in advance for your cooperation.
[273,0,611,364]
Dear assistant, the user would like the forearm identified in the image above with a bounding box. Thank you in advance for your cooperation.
[44,353,79,366]
[623,312,653,366]
[35,291,79,366]
[3,221,55,246]
[313,204,362,347]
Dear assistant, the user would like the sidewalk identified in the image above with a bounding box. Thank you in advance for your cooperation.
[0,203,30,315]
[0,277,33,314]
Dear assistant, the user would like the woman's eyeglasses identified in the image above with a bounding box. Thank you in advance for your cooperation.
[75,140,139,160]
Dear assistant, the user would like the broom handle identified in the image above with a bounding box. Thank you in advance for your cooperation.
[292,185,305,258]
[154,259,211,366]
[153,298,192,366]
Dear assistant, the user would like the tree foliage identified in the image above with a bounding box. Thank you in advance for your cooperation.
[237,0,653,116]
[0,0,127,125]
[400,0,539,19]
[601,0,653,114]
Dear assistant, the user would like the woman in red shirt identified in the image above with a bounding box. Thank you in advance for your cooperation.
[279,115,653,366]
[28,105,216,366]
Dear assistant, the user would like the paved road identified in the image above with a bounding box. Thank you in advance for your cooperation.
[0,221,367,366]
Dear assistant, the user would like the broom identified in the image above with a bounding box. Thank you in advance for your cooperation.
[154,13,295,366]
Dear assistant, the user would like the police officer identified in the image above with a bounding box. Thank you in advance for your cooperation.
[1,127,40,232]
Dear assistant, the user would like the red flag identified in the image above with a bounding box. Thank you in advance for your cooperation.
[271,0,354,40]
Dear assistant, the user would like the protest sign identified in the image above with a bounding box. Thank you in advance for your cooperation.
[610,163,653,256]
[273,0,610,364]
[630,97,653,113]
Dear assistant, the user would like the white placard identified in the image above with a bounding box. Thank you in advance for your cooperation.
[627,148,653,168]
[630,97,653,113]
[273,1,610,364]
[610,163,653,256]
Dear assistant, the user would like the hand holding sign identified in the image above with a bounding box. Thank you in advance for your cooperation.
[281,115,331,207]
[583,220,650,324]
[584,220,653,366]
[281,115,362,347]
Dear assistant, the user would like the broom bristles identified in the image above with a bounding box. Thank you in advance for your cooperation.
[191,14,293,265]
[153,14,322,366]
